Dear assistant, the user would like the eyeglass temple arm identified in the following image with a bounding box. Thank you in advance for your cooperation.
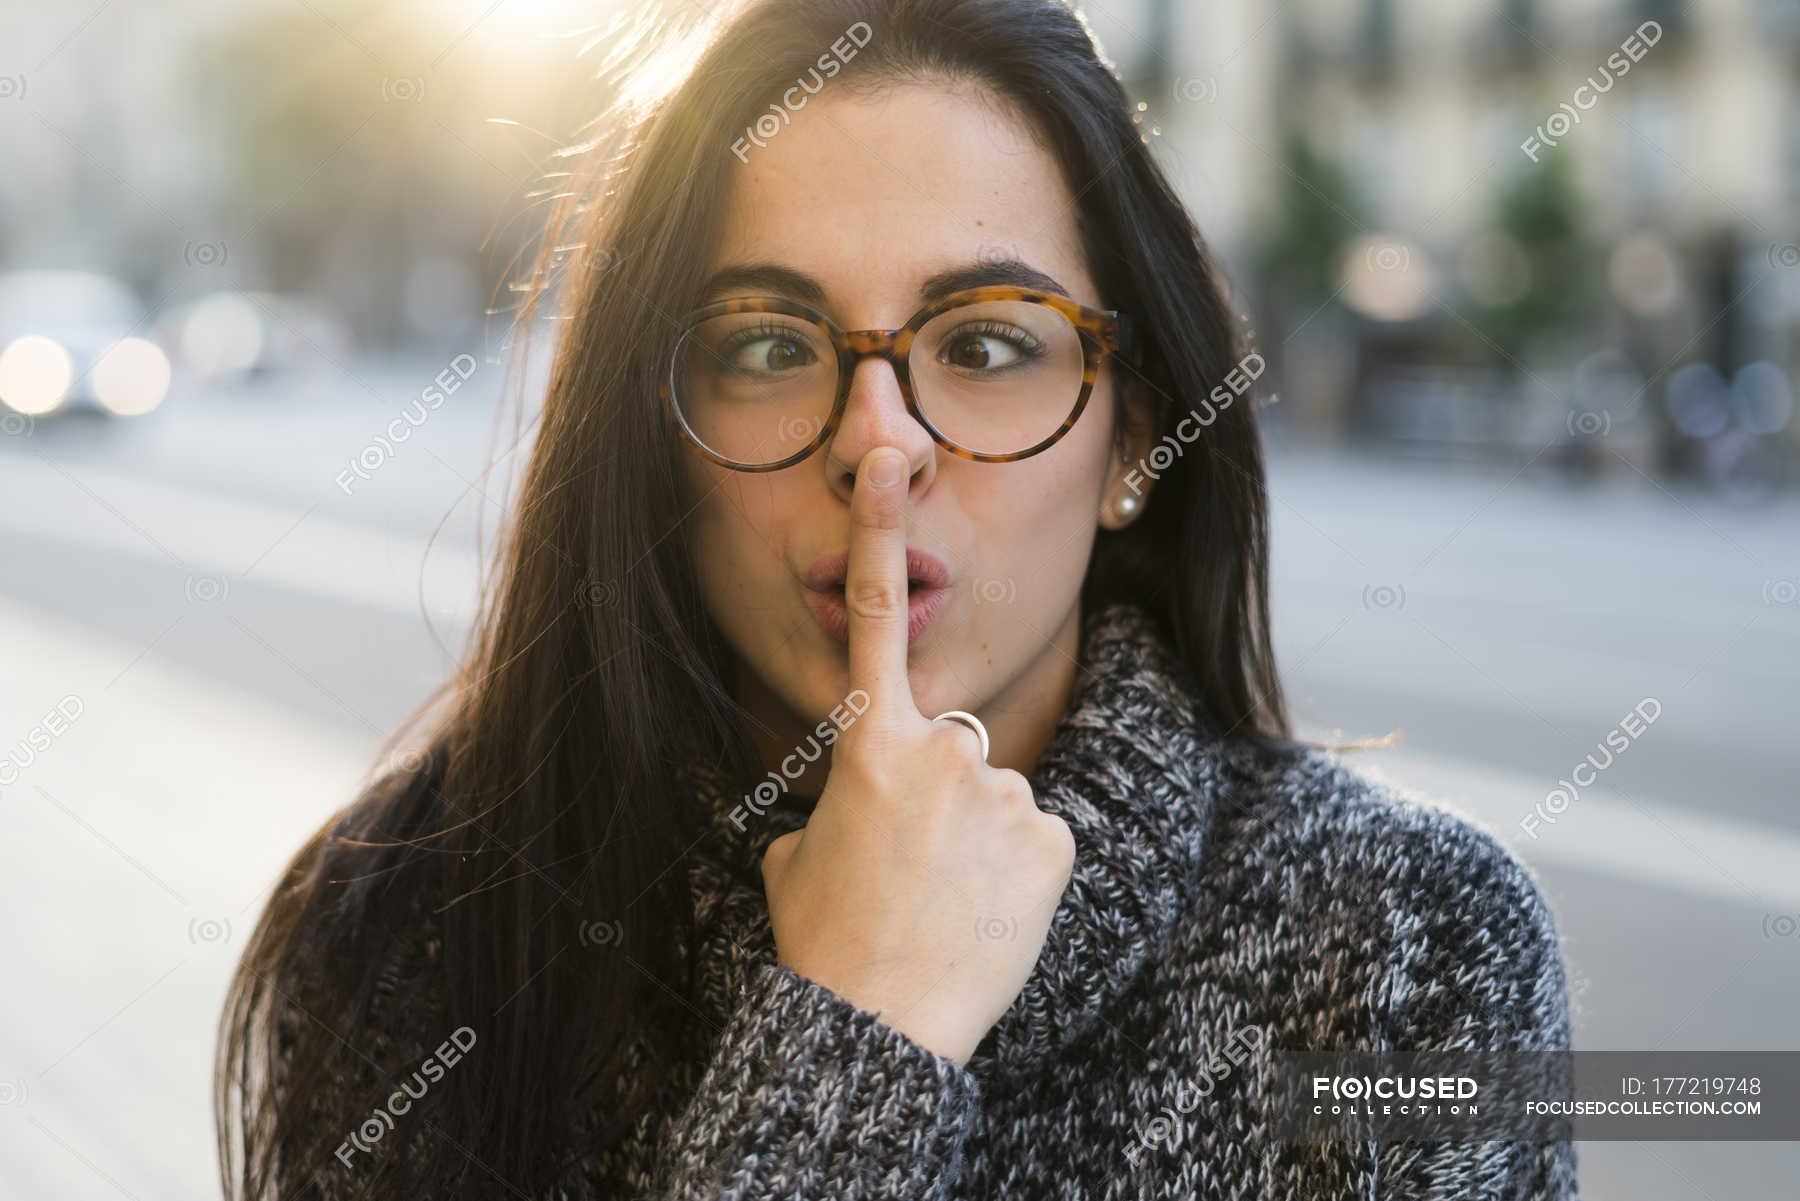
[1112,311,1138,363]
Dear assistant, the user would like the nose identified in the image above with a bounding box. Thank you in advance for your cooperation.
[823,354,937,501]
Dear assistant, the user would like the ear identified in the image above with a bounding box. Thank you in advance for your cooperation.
[1098,371,1157,531]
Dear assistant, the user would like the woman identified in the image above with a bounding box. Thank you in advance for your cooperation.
[218,0,1580,1197]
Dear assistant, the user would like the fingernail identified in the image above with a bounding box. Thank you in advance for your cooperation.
[867,450,903,487]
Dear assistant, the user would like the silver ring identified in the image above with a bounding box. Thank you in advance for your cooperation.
[930,710,989,763]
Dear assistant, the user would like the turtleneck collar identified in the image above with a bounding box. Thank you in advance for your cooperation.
[672,600,1234,1084]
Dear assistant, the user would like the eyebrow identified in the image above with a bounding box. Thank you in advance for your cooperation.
[697,256,1070,312]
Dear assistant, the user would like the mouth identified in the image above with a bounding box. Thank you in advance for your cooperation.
[802,546,952,647]
[803,546,952,594]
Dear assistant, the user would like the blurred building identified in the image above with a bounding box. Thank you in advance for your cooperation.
[1092,0,1798,483]
[0,1,239,282]
[2,0,1794,483]
[0,0,620,352]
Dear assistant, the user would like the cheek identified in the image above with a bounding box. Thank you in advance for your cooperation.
[962,413,1113,593]
[680,462,792,600]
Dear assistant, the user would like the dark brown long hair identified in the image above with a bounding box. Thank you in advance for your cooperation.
[216,1,1288,1196]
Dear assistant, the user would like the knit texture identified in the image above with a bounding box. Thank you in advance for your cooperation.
[272,599,1581,1199]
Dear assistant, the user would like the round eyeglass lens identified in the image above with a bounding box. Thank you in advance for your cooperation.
[672,311,836,467]
[909,299,1086,456]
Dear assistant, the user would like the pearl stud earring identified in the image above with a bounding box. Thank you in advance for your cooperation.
[1113,493,1140,519]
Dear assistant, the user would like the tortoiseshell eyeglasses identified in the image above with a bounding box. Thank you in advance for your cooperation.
[661,284,1136,472]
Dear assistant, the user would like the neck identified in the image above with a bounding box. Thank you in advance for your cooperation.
[734,598,1084,791]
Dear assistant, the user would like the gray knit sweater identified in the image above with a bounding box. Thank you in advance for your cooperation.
[281,600,1581,1199]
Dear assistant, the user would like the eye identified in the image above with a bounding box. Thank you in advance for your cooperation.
[718,321,820,374]
[939,322,1044,373]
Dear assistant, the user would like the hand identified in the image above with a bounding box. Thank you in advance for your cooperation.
[759,446,1076,1067]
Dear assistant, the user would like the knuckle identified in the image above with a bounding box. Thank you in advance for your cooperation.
[992,767,1034,797]
[854,696,913,737]
[844,577,907,622]
[984,767,1037,810]
[760,830,799,876]
[841,718,904,763]
[926,719,984,763]
[852,493,903,529]
[1033,811,1077,868]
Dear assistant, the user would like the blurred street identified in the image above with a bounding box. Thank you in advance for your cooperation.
[1,357,1795,1198]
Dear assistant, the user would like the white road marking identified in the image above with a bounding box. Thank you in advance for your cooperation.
[0,452,483,623]
[1351,746,1800,912]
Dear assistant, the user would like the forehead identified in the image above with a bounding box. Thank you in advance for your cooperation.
[709,78,1097,315]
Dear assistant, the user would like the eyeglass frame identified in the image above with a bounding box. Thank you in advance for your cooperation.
[659,283,1138,473]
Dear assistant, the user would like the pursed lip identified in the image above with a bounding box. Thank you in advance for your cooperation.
[803,546,952,594]
[801,545,953,648]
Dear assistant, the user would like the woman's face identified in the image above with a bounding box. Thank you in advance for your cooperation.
[678,78,1150,770]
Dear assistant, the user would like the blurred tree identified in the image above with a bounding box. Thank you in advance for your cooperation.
[1475,149,1592,364]
[1244,126,1366,432]
[190,2,598,348]
[1254,125,1364,309]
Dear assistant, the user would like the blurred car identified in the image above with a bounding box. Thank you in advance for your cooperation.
[0,268,171,418]
[155,289,353,386]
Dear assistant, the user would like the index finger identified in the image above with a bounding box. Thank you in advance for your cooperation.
[844,447,920,726]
